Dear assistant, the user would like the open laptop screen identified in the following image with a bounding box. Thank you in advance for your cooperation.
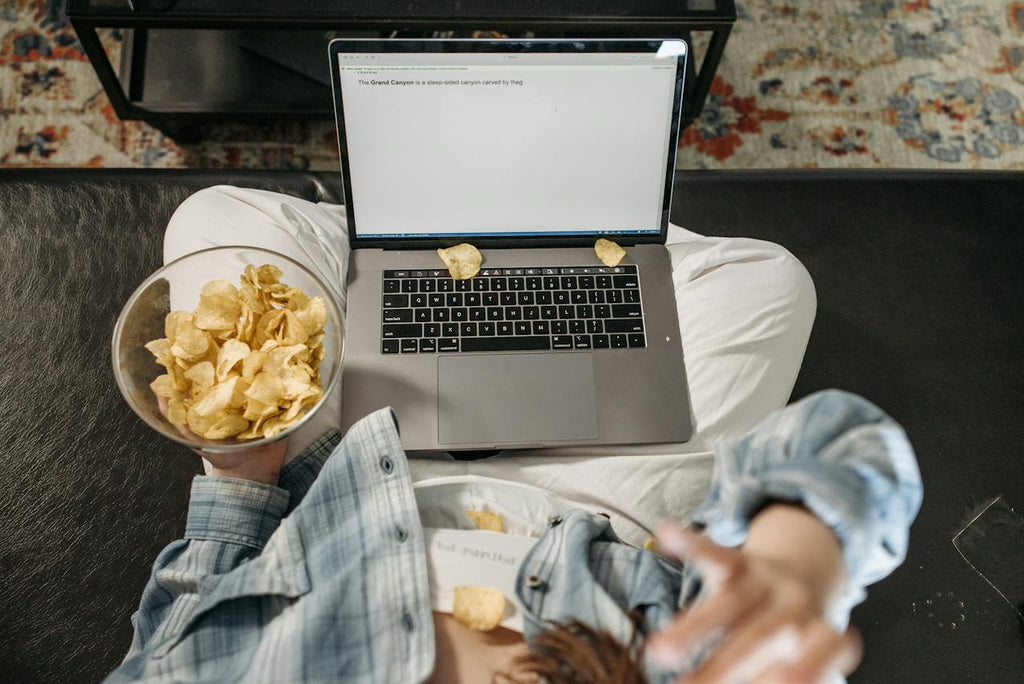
[330,40,686,247]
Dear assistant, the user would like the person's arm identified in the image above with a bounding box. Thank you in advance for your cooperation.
[123,476,290,660]
[650,389,922,682]
[117,439,287,657]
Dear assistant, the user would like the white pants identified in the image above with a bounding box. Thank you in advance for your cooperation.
[165,186,816,545]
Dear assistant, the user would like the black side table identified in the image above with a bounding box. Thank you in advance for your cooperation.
[67,0,736,128]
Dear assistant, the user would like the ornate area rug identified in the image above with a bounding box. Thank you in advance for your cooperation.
[2,0,1023,170]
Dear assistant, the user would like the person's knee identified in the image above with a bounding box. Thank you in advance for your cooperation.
[165,186,237,254]
[165,185,280,262]
[757,240,817,322]
[169,185,242,224]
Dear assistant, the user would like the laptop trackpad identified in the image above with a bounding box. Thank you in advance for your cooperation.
[438,353,598,446]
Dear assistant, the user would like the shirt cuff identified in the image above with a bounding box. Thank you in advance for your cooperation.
[185,476,291,550]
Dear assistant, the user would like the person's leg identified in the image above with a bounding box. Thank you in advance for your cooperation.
[163,186,351,466]
[664,222,817,450]
[161,186,816,533]
[408,222,817,543]
[164,185,351,312]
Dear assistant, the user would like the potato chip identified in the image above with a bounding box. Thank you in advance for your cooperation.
[241,349,268,384]
[192,377,238,418]
[437,243,482,280]
[464,510,504,533]
[295,297,327,336]
[253,264,283,285]
[167,398,188,426]
[144,338,173,368]
[280,366,312,400]
[254,309,309,347]
[277,309,310,345]
[149,374,181,400]
[146,262,328,442]
[183,361,215,397]
[294,359,317,378]
[164,311,191,342]
[203,413,249,440]
[264,344,307,374]
[170,319,211,362]
[242,396,275,422]
[227,374,250,409]
[244,371,285,406]
[281,386,322,421]
[594,238,626,267]
[236,308,258,345]
[186,405,219,437]
[238,404,279,439]
[193,280,242,331]
[238,280,267,318]
[271,286,311,311]
[452,586,506,631]
[643,537,659,552]
[209,327,236,342]
[216,339,251,381]
[168,364,189,393]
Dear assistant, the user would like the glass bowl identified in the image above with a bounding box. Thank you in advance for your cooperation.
[112,246,344,453]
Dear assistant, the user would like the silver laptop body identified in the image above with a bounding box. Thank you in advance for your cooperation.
[329,38,693,452]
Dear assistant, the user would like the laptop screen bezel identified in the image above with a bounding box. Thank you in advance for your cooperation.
[328,38,687,251]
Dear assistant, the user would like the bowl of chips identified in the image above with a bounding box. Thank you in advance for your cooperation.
[112,246,344,453]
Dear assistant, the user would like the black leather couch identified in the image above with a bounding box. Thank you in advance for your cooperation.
[2,169,1022,683]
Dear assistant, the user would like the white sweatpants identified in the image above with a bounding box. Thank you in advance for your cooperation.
[165,185,816,544]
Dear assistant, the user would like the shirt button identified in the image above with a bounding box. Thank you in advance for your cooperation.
[379,456,394,474]
[547,515,563,527]
[394,525,408,542]
[525,575,545,590]
[402,612,416,632]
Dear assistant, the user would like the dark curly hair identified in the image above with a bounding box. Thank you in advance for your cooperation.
[495,609,648,684]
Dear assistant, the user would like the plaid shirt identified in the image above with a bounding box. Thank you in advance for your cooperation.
[106,390,921,683]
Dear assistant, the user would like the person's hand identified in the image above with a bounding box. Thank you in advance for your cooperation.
[648,522,862,684]
[156,395,287,485]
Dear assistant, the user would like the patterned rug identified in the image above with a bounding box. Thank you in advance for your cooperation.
[2,0,1023,170]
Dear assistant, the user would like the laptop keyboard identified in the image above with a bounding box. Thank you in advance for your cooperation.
[380,265,645,353]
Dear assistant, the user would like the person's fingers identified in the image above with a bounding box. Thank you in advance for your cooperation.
[836,627,863,676]
[655,522,743,589]
[681,613,803,684]
[648,578,769,668]
[774,624,862,683]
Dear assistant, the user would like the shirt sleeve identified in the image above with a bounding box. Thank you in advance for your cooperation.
[276,428,342,512]
[121,476,290,660]
[690,389,923,627]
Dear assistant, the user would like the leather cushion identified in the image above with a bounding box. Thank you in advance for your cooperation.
[2,169,1023,683]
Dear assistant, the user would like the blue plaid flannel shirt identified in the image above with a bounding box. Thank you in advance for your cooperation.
[106,389,921,683]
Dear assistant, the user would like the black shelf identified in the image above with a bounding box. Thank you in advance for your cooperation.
[67,1,735,127]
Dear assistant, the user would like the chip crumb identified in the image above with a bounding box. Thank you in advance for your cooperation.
[643,537,659,552]
[594,238,626,267]
[452,586,506,631]
[465,509,504,532]
[437,243,482,280]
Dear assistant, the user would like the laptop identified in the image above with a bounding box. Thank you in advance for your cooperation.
[329,38,693,452]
